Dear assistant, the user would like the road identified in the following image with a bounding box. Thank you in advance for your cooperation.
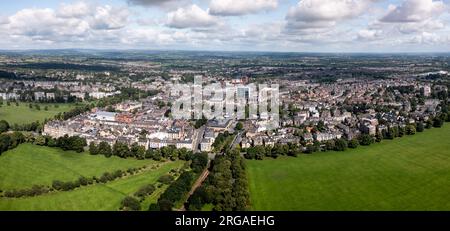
[229,131,243,150]
[192,125,206,153]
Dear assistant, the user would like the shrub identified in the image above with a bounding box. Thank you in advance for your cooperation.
[121,196,141,211]
[157,174,174,185]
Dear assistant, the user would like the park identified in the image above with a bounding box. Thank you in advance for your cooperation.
[247,124,450,211]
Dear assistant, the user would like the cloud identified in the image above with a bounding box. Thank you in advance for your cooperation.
[127,0,190,9]
[357,29,382,41]
[57,1,92,18]
[166,5,218,29]
[7,8,90,40]
[380,0,447,23]
[90,5,129,30]
[4,2,129,45]
[209,0,278,16]
[286,0,376,26]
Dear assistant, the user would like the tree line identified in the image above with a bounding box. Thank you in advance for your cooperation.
[149,153,209,211]
[187,149,250,211]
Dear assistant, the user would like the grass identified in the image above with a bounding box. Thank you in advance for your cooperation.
[0,102,75,125]
[0,161,184,211]
[0,143,157,190]
[247,124,450,211]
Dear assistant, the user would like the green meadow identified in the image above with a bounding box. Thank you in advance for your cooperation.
[0,144,184,211]
[0,103,75,125]
[247,124,450,211]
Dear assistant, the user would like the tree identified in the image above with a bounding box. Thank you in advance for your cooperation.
[121,196,141,211]
[375,131,383,142]
[235,122,243,131]
[97,141,112,157]
[334,139,347,151]
[304,144,316,154]
[433,117,444,128]
[348,139,359,149]
[113,142,130,158]
[406,125,416,135]
[89,142,99,155]
[0,120,9,133]
[416,122,424,132]
[34,135,46,146]
[358,134,374,146]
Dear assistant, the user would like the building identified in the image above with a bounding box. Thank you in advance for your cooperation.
[94,111,117,122]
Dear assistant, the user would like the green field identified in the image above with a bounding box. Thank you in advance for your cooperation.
[0,144,184,210]
[247,124,450,211]
[0,103,75,125]
[0,143,158,190]
[0,161,183,211]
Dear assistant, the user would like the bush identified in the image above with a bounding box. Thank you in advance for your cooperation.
[52,180,64,191]
[158,174,174,185]
[134,184,156,199]
[348,139,359,149]
[79,176,88,186]
[121,196,141,211]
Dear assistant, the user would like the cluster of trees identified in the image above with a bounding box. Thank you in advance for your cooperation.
[187,149,250,211]
[10,121,42,132]
[134,184,156,201]
[37,135,88,153]
[212,131,234,152]
[3,185,51,198]
[121,196,141,211]
[149,153,208,211]
[194,117,207,129]
[151,171,195,211]
[54,105,93,121]
[0,131,25,156]
[89,141,196,162]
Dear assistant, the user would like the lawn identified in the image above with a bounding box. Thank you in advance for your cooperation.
[0,143,157,190]
[247,124,450,211]
[0,103,75,125]
[0,161,184,211]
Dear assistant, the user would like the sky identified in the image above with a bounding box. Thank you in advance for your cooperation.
[0,0,450,52]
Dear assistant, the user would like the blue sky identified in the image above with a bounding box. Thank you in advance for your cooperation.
[0,0,450,52]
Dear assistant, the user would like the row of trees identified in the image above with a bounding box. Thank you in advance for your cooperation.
[35,135,88,153]
[187,149,250,211]
[89,141,198,162]
[149,153,209,211]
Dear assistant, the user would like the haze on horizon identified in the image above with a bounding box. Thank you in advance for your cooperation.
[0,0,450,53]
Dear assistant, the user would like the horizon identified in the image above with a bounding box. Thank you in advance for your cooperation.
[2,48,450,55]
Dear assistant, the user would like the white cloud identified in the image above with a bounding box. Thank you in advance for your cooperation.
[7,8,90,40]
[357,29,382,41]
[380,0,447,23]
[286,0,376,25]
[209,0,278,16]
[90,5,129,30]
[57,1,92,18]
[166,5,218,29]
[127,0,191,10]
